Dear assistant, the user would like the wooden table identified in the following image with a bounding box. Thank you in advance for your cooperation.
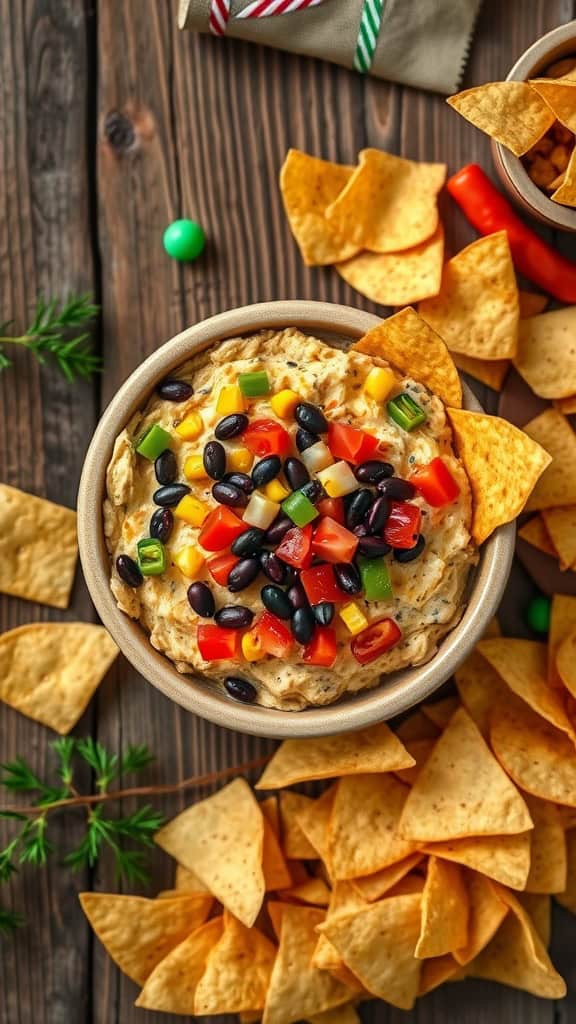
[1,0,575,1020]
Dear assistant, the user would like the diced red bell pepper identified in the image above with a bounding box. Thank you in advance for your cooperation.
[275,524,313,568]
[317,497,345,525]
[410,457,461,508]
[327,422,381,465]
[199,506,246,551]
[207,552,240,586]
[242,418,292,457]
[300,563,346,605]
[254,611,293,658]
[351,618,402,665]
[383,501,422,550]
[312,517,358,564]
[197,624,241,661]
[303,626,338,667]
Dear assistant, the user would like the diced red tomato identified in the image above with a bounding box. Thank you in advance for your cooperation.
[242,418,291,457]
[199,506,246,551]
[207,552,239,586]
[254,611,293,658]
[197,624,241,661]
[303,627,338,667]
[410,457,461,508]
[383,501,422,550]
[351,618,402,665]
[275,524,313,568]
[327,423,381,465]
[300,563,346,605]
[317,497,345,525]
[312,517,358,564]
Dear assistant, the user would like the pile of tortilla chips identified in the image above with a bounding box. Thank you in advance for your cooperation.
[81,611,576,1017]
[517,409,576,572]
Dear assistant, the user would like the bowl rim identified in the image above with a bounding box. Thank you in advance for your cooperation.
[78,300,515,738]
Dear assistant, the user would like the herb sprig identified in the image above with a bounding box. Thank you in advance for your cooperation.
[0,295,101,381]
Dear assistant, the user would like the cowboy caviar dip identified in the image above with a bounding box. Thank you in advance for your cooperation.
[104,327,477,710]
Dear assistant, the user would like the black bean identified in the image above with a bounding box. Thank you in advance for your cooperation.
[228,557,260,592]
[261,585,293,620]
[251,455,282,488]
[203,440,226,480]
[292,606,316,645]
[296,428,319,452]
[300,479,326,504]
[394,534,426,563]
[346,488,373,529]
[157,378,193,402]
[153,483,191,507]
[224,472,254,495]
[187,582,215,618]
[283,567,299,589]
[353,523,369,538]
[212,481,248,508]
[365,496,389,534]
[355,460,394,484]
[265,513,293,546]
[295,402,328,435]
[154,449,177,486]
[215,413,249,440]
[150,507,174,543]
[334,562,362,595]
[358,536,392,558]
[116,554,143,588]
[260,550,287,585]
[378,477,416,501]
[313,602,335,626]
[215,605,255,629]
[284,457,310,491]
[231,528,266,558]
[287,582,308,610]
[224,676,257,704]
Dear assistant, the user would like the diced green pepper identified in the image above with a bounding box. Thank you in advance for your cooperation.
[135,424,172,460]
[358,556,393,602]
[238,370,271,398]
[137,538,167,576]
[282,489,319,527]
[387,393,427,432]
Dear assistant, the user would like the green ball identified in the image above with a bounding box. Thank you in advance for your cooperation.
[525,594,551,635]
[163,219,206,261]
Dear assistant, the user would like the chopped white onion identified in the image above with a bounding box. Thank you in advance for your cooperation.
[317,460,358,498]
[300,441,334,474]
[242,491,281,530]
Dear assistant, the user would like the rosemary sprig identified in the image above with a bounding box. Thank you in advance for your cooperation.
[0,294,101,382]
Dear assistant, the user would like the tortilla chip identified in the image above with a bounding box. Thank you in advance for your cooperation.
[328,775,417,881]
[453,354,510,391]
[524,795,567,894]
[447,408,552,544]
[419,955,463,994]
[194,913,277,1015]
[280,877,331,907]
[518,515,557,557]
[261,795,280,835]
[135,917,223,1013]
[0,622,118,734]
[279,150,359,266]
[352,306,461,408]
[294,785,337,869]
[523,409,576,511]
[455,647,509,737]
[318,894,423,1010]
[549,595,576,688]
[529,78,576,133]
[419,232,519,360]
[518,290,549,318]
[422,696,460,730]
[542,506,576,570]
[350,854,423,903]
[415,857,469,958]
[79,892,213,986]
[453,871,509,965]
[399,708,533,841]
[556,829,576,914]
[336,225,444,306]
[308,1006,360,1024]
[515,306,576,399]
[517,893,552,947]
[155,779,265,927]
[279,792,317,860]
[423,833,531,890]
[478,637,576,741]
[325,148,445,254]
[396,709,440,742]
[175,863,209,893]
[256,723,413,790]
[447,81,555,156]
[263,816,292,891]
[555,393,576,415]
[0,483,78,608]
[312,882,367,971]
[491,698,576,807]
[557,626,576,700]
[394,738,436,786]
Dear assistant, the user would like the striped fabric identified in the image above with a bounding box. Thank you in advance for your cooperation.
[236,0,324,16]
[354,0,385,73]
[209,0,231,35]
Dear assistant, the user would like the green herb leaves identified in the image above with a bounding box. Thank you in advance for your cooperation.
[0,294,101,382]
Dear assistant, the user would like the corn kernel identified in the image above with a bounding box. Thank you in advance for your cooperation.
[174,495,209,527]
[184,454,208,480]
[242,629,266,662]
[227,447,253,473]
[216,384,246,415]
[270,389,300,419]
[339,601,369,636]
[175,412,203,441]
[265,478,290,502]
[364,367,395,402]
[173,546,205,579]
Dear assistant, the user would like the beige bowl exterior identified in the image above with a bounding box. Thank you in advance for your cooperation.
[78,301,515,738]
[491,20,576,230]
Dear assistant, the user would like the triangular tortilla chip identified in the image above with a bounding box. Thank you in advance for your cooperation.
[518,515,557,557]
[542,506,576,570]
[555,393,576,414]
[415,857,468,958]
[279,792,317,860]
[524,795,567,895]
[394,738,436,786]
[422,696,461,730]
[556,828,576,914]
[135,918,223,1013]
[529,78,576,132]
[294,785,337,870]
[336,225,444,306]
[194,913,277,1015]
[349,854,423,903]
[455,647,509,737]
[447,81,555,156]
[453,354,510,391]
[328,774,417,880]
[523,409,576,511]
[517,893,552,947]
[399,708,533,841]
[175,863,209,892]
[557,626,576,699]
[419,955,464,994]
[261,795,280,834]
[396,709,440,742]
[280,877,331,907]
[0,623,118,734]
[454,871,509,965]
[491,698,576,807]
[515,306,576,399]
[155,779,265,927]
[549,594,576,688]
[263,815,292,891]
[422,833,531,891]
[279,149,359,266]
[79,893,213,985]
[308,1006,360,1024]
[312,882,367,972]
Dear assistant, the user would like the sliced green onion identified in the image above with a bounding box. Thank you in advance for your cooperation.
[137,538,167,576]
[135,424,172,460]
[238,370,271,398]
[282,489,319,528]
[358,556,393,602]
[387,393,427,432]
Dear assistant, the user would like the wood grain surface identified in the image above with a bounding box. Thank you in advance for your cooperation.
[0,0,575,1021]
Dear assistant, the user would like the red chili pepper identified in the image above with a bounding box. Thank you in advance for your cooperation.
[254,611,293,658]
[327,423,381,465]
[303,627,338,667]
[300,563,345,605]
[312,516,359,565]
[410,457,460,508]
[383,501,422,550]
[447,164,576,303]
[242,418,292,457]
[207,552,239,586]
[199,506,245,551]
[317,497,345,525]
[351,618,402,665]
[197,624,241,661]
[275,524,313,569]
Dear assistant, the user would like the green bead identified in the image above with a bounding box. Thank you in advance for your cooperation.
[163,219,206,261]
[525,594,551,635]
